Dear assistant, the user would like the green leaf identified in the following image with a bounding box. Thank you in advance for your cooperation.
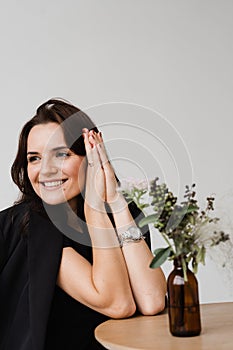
[150,247,171,268]
[196,246,206,265]
[138,214,158,227]
[192,259,198,274]
[186,204,199,213]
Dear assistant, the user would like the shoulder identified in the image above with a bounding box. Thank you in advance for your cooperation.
[0,201,29,215]
[0,202,30,270]
[0,202,29,238]
[0,201,29,222]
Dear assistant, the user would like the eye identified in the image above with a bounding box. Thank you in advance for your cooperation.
[56,151,71,158]
[27,155,41,163]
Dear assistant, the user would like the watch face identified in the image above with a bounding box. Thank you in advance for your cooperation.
[119,226,143,246]
[128,226,142,239]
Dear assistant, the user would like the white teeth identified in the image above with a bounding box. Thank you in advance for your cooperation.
[42,180,64,187]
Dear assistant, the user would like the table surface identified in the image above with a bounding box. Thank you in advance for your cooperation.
[95,302,233,350]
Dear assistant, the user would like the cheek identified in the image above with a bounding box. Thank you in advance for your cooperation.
[77,164,86,189]
[78,158,87,182]
[68,159,87,187]
[27,165,39,184]
[27,166,33,183]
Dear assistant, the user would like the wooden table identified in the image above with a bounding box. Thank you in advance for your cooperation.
[95,302,233,349]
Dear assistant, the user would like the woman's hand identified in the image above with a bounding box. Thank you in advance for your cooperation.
[82,128,106,211]
[84,129,126,209]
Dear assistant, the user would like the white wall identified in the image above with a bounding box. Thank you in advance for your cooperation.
[0,0,232,303]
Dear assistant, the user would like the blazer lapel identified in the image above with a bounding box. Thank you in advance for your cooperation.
[28,211,63,350]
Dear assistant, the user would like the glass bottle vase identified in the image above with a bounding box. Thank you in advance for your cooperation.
[167,257,201,337]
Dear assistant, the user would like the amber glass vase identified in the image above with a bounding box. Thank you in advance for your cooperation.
[167,257,201,337]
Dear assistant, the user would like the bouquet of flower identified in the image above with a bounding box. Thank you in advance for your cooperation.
[120,177,229,280]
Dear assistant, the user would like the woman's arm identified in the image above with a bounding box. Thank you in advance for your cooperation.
[109,196,167,315]
[91,130,167,315]
[57,214,136,318]
[57,129,136,318]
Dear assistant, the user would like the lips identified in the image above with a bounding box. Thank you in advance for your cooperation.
[40,179,67,188]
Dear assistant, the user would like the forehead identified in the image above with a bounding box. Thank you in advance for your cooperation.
[27,123,66,150]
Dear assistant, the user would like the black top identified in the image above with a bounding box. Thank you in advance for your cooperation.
[45,236,108,350]
[0,201,150,350]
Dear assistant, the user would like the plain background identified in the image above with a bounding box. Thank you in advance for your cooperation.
[0,0,232,303]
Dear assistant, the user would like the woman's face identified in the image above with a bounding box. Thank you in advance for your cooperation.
[27,122,86,211]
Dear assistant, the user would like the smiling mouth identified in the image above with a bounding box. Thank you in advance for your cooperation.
[40,180,67,188]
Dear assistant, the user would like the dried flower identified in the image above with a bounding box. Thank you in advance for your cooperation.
[119,177,230,281]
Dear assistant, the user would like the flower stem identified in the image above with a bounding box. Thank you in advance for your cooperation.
[181,257,188,282]
[161,232,176,255]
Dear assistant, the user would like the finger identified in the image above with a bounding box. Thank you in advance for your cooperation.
[95,131,103,145]
[83,129,92,152]
[93,132,110,167]
[96,143,112,172]
[83,130,103,168]
[87,131,103,163]
[83,130,95,166]
[88,133,96,149]
[88,133,109,169]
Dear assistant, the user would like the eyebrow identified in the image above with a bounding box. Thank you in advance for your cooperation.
[27,146,69,156]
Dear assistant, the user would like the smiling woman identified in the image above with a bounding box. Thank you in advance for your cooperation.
[0,98,166,350]
[27,123,86,211]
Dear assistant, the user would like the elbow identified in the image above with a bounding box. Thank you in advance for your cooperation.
[108,298,136,319]
[139,295,166,316]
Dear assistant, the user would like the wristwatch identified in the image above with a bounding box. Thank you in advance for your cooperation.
[118,226,144,247]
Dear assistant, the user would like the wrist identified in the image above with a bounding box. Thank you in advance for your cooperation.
[84,202,106,216]
[108,193,128,213]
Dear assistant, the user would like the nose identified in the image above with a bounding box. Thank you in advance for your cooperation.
[40,154,59,176]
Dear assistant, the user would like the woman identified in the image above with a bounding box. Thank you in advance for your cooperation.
[0,99,166,350]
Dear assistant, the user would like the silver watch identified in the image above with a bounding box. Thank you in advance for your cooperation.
[119,226,144,247]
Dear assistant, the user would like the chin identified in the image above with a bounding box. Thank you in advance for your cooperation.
[42,198,67,206]
[38,193,66,206]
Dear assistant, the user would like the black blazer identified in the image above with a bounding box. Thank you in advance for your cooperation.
[0,203,63,350]
[0,201,150,350]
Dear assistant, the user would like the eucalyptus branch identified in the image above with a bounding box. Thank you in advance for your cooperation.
[161,232,176,255]
[118,177,230,276]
